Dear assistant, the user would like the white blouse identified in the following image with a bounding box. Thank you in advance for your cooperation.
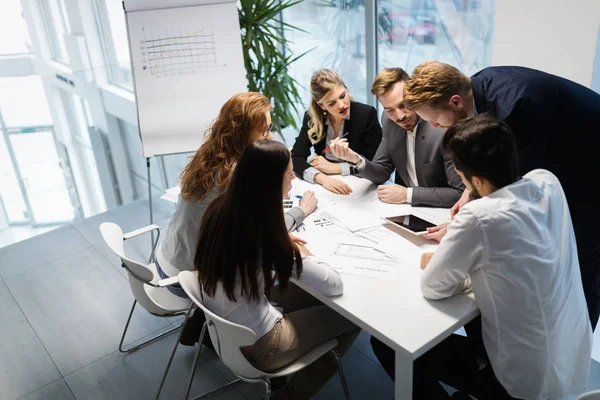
[201,255,343,339]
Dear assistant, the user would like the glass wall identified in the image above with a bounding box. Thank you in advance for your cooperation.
[94,0,133,87]
[592,27,600,95]
[40,0,71,64]
[281,0,495,144]
[0,76,78,225]
[0,0,32,55]
[378,0,496,75]
[282,0,368,144]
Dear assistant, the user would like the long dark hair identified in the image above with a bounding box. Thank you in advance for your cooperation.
[194,140,302,302]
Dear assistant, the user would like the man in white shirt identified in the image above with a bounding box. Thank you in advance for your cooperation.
[372,115,592,400]
[330,68,464,207]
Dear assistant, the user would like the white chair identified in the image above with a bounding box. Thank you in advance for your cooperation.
[579,390,600,400]
[100,222,191,353]
[156,270,351,400]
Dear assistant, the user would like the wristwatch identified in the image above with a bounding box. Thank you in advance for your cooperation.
[348,158,360,175]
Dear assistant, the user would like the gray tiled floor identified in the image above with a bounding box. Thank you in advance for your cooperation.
[1,198,599,400]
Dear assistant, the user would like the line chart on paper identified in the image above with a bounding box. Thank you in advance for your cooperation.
[138,26,226,77]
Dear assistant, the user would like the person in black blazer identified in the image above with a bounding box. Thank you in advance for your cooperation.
[403,61,600,330]
[291,69,382,194]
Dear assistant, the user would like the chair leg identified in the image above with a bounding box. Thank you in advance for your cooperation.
[333,350,351,400]
[119,300,182,353]
[183,322,207,400]
[263,379,272,400]
[156,303,195,400]
[118,300,137,353]
[188,379,241,400]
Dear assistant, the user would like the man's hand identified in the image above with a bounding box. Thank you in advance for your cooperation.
[310,156,340,174]
[329,138,360,164]
[315,174,352,195]
[420,252,435,270]
[377,184,408,204]
[425,222,449,242]
[451,189,471,220]
[299,191,318,216]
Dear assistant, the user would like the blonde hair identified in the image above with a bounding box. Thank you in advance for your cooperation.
[403,61,471,111]
[307,69,346,144]
[180,92,271,201]
[371,68,409,97]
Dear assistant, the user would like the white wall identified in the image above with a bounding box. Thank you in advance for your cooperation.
[492,0,600,87]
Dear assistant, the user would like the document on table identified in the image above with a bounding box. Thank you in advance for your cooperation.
[161,186,181,203]
[316,202,383,232]
[296,215,337,232]
[296,229,421,281]
[324,255,419,280]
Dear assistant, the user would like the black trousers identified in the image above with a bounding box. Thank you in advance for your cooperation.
[572,207,600,330]
[370,317,517,399]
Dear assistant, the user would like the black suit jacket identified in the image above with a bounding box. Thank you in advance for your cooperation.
[291,101,382,178]
[471,66,600,209]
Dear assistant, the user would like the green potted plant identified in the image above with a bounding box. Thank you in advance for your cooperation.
[239,0,312,139]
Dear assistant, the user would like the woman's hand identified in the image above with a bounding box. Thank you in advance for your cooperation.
[289,234,307,246]
[310,156,340,174]
[290,234,313,257]
[450,189,471,220]
[424,222,449,242]
[297,243,313,257]
[314,174,352,195]
[299,191,318,216]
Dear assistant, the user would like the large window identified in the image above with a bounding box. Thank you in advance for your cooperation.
[40,0,71,64]
[0,0,32,55]
[282,0,368,144]
[378,0,495,76]
[0,76,78,225]
[282,0,495,144]
[94,0,133,88]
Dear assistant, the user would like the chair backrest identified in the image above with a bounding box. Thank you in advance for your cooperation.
[579,390,600,400]
[178,270,265,379]
[100,222,163,314]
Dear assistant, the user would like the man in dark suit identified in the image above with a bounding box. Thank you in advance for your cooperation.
[403,61,600,330]
[330,68,464,207]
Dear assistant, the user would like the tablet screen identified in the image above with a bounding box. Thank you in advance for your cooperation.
[384,214,436,233]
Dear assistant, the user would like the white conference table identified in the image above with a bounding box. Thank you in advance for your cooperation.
[290,175,479,399]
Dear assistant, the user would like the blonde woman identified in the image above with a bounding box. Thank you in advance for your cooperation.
[291,69,382,194]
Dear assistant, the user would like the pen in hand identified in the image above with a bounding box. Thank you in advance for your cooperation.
[322,132,350,155]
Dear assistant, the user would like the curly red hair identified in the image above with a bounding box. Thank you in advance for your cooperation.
[180,92,271,201]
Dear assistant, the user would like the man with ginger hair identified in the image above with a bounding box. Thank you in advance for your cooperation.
[403,61,600,330]
[329,67,464,207]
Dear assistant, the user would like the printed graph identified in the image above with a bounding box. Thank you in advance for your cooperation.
[139,26,223,76]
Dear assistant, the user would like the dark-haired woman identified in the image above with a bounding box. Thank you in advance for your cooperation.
[195,140,360,400]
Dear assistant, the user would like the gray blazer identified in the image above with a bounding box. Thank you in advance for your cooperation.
[356,114,464,207]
